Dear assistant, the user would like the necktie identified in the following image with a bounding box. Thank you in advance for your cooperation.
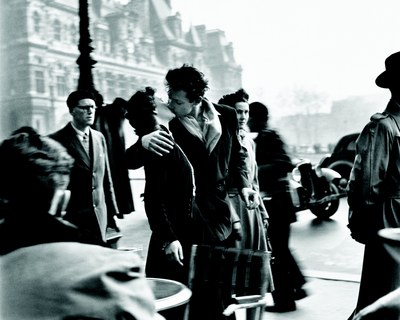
[82,133,90,156]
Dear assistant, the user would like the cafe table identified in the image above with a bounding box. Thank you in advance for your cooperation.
[147,277,192,312]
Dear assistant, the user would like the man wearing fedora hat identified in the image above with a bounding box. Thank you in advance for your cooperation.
[347,51,400,319]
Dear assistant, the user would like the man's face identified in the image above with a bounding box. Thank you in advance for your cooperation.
[168,90,196,117]
[70,98,96,128]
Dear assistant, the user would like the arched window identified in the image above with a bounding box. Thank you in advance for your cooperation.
[54,19,61,41]
[33,11,41,33]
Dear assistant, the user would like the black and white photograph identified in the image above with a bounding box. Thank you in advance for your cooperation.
[1,1,400,319]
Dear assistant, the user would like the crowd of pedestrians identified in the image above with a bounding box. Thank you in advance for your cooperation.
[1,54,400,320]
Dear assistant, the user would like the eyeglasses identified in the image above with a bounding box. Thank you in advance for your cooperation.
[75,105,97,112]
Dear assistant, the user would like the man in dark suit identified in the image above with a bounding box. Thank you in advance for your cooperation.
[49,90,120,246]
[129,65,259,246]
[128,65,260,320]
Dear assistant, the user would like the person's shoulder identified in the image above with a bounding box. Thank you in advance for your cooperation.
[368,112,396,130]
[90,127,106,139]
[370,112,389,121]
[259,128,280,138]
[48,123,71,139]
[90,127,103,134]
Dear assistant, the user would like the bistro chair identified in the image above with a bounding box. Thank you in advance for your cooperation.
[184,244,273,320]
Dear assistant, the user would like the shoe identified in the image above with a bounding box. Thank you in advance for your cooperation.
[294,288,308,300]
[265,303,296,312]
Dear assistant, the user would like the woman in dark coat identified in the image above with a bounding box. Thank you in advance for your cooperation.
[125,87,196,285]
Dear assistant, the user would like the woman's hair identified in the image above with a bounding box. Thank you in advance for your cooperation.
[0,127,74,212]
[165,64,209,103]
[126,87,159,136]
[218,88,249,108]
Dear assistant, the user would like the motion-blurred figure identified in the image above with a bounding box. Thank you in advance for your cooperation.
[93,97,135,216]
[248,101,307,312]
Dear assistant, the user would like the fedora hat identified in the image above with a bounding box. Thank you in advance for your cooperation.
[376,51,400,88]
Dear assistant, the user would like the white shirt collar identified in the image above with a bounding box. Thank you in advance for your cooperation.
[71,122,90,138]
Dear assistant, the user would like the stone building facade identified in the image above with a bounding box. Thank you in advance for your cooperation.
[0,0,242,139]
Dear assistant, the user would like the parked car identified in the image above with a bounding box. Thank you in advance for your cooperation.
[319,133,359,181]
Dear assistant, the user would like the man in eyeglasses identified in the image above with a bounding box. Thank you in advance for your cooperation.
[49,90,120,246]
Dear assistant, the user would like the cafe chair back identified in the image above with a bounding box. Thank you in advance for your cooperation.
[184,244,273,320]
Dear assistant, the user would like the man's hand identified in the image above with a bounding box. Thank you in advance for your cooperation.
[241,187,260,209]
[164,240,184,266]
[232,221,243,241]
[141,130,174,156]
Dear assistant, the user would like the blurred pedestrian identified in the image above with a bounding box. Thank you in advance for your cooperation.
[347,51,400,319]
[49,90,120,246]
[0,128,162,320]
[93,97,135,216]
[125,87,196,285]
[218,89,269,251]
[248,101,307,312]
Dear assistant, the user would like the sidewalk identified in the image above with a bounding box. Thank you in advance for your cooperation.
[262,276,359,320]
[118,179,360,320]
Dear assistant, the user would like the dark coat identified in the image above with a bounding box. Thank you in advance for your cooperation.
[126,126,196,283]
[0,212,83,255]
[169,101,249,243]
[49,123,119,243]
[253,129,294,195]
[347,100,400,313]
[93,100,135,215]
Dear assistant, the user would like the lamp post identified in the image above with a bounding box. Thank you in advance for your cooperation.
[77,0,103,107]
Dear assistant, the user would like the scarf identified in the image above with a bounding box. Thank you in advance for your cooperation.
[178,98,222,154]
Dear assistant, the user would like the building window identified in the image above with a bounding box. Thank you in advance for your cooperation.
[70,24,78,44]
[35,70,45,93]
[56,75,67,96]
[54,19,61,41]
[33,12,41,33]
[118,77,127,98]
[106,78,115,99]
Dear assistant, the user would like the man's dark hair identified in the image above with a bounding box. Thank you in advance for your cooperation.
[165,64,209,103]
[249,101,269,122]
[66,90,96,109]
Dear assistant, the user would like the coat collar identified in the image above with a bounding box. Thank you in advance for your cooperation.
[387,99,400,117]
[65,123,91,168]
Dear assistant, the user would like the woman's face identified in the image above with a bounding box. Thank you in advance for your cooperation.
[156,98,175,124]
[234,101,250,130]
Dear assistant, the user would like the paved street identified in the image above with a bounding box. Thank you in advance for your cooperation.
[117,177,363,320]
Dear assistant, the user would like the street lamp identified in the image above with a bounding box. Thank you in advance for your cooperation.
[77,0,103,107]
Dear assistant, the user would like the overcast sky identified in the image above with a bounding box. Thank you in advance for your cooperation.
[171,0,400,115]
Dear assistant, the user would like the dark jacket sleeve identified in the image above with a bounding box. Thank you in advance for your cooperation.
[223,104,251,190]
[125,138,146,170]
